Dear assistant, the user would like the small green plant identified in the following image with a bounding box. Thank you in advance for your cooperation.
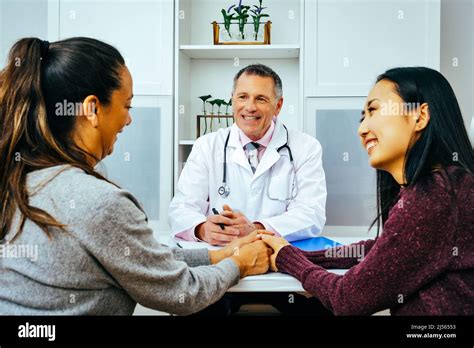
[214,99,226,125]
[207,99,217,115]
[215,99,226,115]
[207,99,218,131]
[220,1,270,42]
[224,98,232,126]
[221,5,236,38]
[250,0,269,40]
[233,0,250,40]
[225,98,232,115]
[198,95,212,115]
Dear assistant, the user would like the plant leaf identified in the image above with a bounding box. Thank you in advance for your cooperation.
[198,95,212,101]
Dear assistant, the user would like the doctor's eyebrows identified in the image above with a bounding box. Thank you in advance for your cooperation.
[236,93,270,101]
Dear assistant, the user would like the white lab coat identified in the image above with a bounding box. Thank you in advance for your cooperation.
[169,120,327,241]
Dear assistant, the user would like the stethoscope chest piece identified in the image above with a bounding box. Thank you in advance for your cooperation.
[218,184,230,198]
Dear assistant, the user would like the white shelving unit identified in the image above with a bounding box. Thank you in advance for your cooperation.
[174,0,305,187]
[179,44,300,59]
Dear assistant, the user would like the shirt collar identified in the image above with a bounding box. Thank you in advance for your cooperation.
[238,119,276,148]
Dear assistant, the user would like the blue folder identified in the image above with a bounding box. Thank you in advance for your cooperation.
[290,236,342,252]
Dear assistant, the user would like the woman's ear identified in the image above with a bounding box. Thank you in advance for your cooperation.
[415,102,430,132]
[82,95,99,128]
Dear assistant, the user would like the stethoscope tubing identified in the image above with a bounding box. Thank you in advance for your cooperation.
[219,125,294,198]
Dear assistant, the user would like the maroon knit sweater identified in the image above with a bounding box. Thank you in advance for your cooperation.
[276,166,474,315]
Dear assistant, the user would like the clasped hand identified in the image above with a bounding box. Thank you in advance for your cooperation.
[196,204,264,246]
[208,218,291,277]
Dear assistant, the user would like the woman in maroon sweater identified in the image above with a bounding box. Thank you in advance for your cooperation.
[262,67,474,315]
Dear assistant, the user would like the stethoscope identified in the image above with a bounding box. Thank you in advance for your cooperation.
[218,124,298,201]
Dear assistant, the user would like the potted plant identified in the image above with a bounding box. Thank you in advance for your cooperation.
[214,1,271,45]
[207,99,218,131]
[214,99,225,125]
[198,95,212,115]
[224,98,232,127]
[250,0,268,41]
[233,0,250,40]
[198,95,212,135]
[221,5,236,40]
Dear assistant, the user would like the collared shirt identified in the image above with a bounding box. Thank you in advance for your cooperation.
[238,120,275,162]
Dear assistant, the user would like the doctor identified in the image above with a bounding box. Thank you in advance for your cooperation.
[169,64,327,245]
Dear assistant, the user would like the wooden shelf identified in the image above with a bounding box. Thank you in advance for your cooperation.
[179,44,300,59]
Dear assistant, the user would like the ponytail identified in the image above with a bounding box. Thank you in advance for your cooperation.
[0,37,125,241]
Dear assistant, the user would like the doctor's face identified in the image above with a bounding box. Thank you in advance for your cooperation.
[232,73,283,141]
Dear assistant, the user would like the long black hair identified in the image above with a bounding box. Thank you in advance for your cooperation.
[370,67,474,235]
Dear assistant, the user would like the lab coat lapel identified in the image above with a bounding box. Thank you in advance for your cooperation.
[253,121,287,179]
[227,123,253,173]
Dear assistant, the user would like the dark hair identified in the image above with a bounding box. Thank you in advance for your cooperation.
[370,67,474,235]
[0,37,125,241]
[233,63,283,99]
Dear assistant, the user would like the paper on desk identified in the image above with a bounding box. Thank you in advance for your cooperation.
[176,241,222,251]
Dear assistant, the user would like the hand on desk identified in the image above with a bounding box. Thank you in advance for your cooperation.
[209,230,274,278]
[195,204,265,245]
[230,240,273,278]
[261,235,290,272]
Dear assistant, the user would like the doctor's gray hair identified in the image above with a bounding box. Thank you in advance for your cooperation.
[233,64,283,100]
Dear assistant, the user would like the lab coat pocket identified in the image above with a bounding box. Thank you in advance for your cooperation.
[263,174,292,216]
[267,174,292,201]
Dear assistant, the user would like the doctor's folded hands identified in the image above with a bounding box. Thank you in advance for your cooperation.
[0,37,272,315]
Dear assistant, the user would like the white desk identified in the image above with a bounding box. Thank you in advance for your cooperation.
[227,269,347,292]
[157,234,362,293]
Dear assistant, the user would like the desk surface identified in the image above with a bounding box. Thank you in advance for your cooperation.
[228,269,347,292]
[157,234,363,293]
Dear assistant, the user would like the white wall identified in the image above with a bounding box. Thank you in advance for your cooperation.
[440,0,473,131]
[0,0,49,66]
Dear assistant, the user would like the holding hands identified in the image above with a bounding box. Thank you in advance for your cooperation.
[203,205,291,276]
[209,230,274,277]
[260,235,290,271]
[207,228,291,279]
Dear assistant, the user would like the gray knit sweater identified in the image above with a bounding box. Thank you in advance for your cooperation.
[0,165,240,315]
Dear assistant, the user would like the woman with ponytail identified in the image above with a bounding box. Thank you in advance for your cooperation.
[0,37,272,315]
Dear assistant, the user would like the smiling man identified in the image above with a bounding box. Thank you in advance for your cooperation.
[169,64,327,245]
[168,64,328,316]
